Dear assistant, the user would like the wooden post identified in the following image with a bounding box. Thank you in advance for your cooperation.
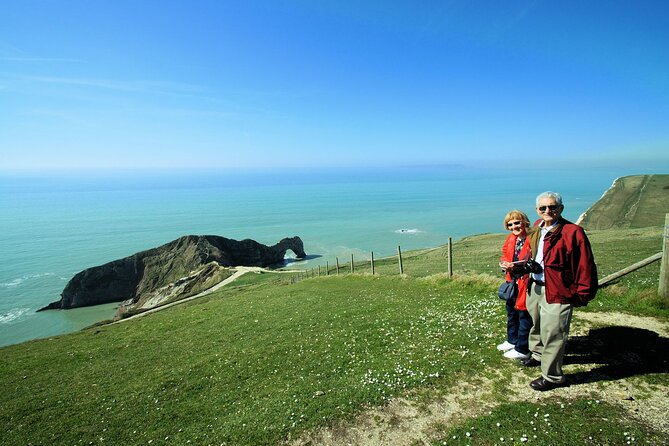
[336,257,340,276]
[350,254,354,273]
[398,245,404,275]
[326,261,329,276]
[448,237,453,278]
[318,265,321,277]
[371,252,375,275]
[659,214,669,298]
[599,252,662,287]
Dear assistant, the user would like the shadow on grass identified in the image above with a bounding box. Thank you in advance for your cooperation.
[565,326,669,385]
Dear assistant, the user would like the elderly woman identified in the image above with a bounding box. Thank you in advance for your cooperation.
[497,210,534,360]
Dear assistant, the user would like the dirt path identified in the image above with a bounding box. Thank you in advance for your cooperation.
[289,311,669,445]
[113,266,297,323]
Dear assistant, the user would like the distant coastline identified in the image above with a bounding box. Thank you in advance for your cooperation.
[576,176,621,225]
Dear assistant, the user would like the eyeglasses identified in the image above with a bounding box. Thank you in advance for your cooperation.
[538,205,560,212]
[506,221,523,228]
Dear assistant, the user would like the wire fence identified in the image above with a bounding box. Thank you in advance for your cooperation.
[287,218,669,299]
[287,238,454,284]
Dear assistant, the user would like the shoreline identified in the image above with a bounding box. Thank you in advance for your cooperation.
[2,169,657,348]
[576,176,621,225]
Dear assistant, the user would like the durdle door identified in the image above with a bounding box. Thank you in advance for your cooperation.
[38,235,306,311]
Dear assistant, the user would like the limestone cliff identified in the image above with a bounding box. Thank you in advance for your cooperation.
[577,174,669,230]
[38,235,306,311]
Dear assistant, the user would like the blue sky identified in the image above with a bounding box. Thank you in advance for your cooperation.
[1,0,668,171]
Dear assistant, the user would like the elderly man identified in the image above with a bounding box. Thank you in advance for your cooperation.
[521,191,598,391]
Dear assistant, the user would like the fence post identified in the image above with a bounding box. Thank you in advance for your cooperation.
[326,261,329,276]
[448,237,453,278]
[336,257,340,276]
[660,213,669,299]
[318,265,321,277]
[398,245,404,275]
[371,251,375,275]
[350,254,354,273]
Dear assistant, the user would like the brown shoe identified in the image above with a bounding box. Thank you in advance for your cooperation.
[529,376,567,391]
[520,357,540,367]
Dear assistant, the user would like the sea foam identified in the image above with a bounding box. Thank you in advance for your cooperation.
[395,228,421,234]
[0,273,55,288]
[0,308,31,324]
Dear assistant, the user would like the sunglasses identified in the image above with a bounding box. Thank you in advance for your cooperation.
[538,205,560,212]
[506,221,523,228]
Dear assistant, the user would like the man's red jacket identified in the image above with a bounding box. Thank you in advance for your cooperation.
[529,218,598,306]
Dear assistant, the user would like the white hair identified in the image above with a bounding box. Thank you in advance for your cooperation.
[536,191,563,206]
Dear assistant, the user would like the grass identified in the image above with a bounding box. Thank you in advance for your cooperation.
[1,227,667,445]
[579,174,669,230]
[2,276,502,445]
[432,398,665,445]
[315,226,668,319]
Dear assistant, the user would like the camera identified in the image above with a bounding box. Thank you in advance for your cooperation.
[524,259,543,274]
[511,259,543,277]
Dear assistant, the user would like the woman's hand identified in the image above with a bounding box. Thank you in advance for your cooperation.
[499,260,514,271]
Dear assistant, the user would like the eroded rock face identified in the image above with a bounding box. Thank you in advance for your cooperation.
[114,261,230,319]
[39,235,306,311]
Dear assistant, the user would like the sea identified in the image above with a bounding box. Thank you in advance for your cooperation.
[0,165,658,347]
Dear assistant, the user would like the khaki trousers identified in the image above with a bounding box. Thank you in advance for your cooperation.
[526,282,573,383]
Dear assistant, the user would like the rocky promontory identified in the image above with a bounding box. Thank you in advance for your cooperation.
[39,235,306,311]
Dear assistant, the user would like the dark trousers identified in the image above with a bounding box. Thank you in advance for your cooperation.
[506,300,533,354]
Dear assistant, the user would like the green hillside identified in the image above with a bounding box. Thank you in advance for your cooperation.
[578,174,669,230]
[1,224,667,446]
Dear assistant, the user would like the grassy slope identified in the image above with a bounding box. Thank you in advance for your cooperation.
[2,175,668,445]
[1,225,667,445]
[579,174,669,230]
[347,227,667,317]
[2,276,500,445]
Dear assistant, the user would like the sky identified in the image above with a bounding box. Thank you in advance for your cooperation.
[1,0,668,171]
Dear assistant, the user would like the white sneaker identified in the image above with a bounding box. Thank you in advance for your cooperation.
[496,341,515,351]
[503,349,530,360]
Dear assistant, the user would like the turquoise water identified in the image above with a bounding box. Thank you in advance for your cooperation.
[0,166,649,347]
